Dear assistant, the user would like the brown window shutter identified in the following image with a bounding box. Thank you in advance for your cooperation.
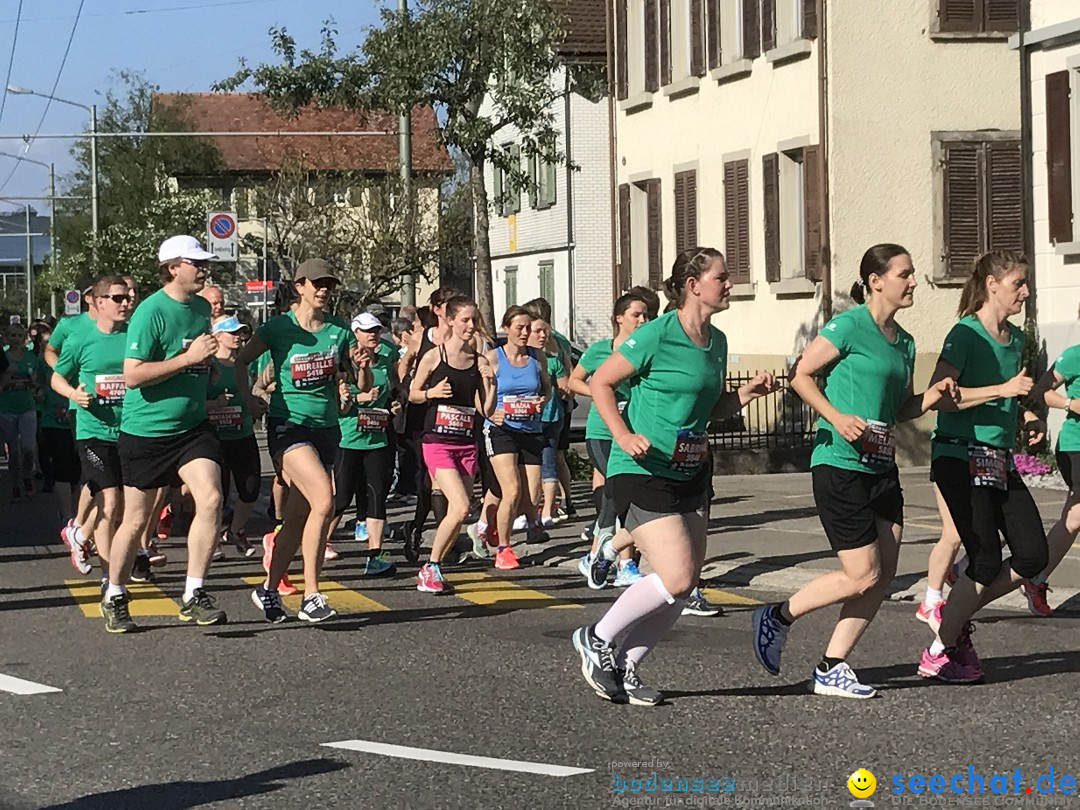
[674,170,699,254]
[686,170,698,248]
[803,0,818,39]
[724,160,751,284]
[763,153,781,283]
[1047,71,1074,244]
[659,0,672,87]
[690,0,706,77]
[674,172,687,254]
[761,0,777,54]
[803,145,823,281]
[619,184,632,290]
[984,0,1019,33]
[743,0,761,59]
[646,179,663,287]
[706,0,721,69]
[943,141,982,277]
[645,0,660,92]
[986,140,1023,254]
[616,0,629,100]
[938,0,979,34]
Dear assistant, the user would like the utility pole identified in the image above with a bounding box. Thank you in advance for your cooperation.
[25,205,33,322]
[399,0,415,308]
[49,163,57,316]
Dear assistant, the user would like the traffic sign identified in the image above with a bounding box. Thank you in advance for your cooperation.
[64,289,81,316]
[207,212,238,261]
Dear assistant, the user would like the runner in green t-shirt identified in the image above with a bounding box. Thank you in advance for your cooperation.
[101,235,227,634]
[573,247,776,707]
[0,321,42,500]
[527,316,569,532]
[757,244,956,698]
[236,258,356,625]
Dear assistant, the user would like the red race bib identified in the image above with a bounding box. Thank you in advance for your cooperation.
[94,374,126,405]
[356,408,391,433]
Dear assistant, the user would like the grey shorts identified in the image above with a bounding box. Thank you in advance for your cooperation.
[612,471,711,531]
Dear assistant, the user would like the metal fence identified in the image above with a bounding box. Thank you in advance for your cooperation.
[709,370,816,451]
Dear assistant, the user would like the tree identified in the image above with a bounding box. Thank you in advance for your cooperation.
[218,1,603,331]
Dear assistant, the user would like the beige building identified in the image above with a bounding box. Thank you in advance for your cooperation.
[612,0,1023,463]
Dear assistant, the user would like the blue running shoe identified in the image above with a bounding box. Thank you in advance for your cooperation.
[613,559,644,587]
[811,662,877,699]
[751,604,789,676]
[577,552,593,579]
[354,521,369,542]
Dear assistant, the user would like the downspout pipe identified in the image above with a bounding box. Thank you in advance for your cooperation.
[1018,0,1036,323]
[817,0,832,320]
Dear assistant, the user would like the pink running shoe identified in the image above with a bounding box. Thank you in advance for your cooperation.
[323,542,340,562]
[494,546,520,570]
[416,563,447,594]
[917,647,982,683]
[1021,580,1053,617]
[915,598,944,631]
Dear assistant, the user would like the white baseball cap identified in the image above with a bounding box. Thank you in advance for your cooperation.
[351,312,382,332]
[158,235,216,264]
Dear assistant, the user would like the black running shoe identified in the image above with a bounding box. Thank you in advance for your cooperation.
[251,584,287,623]
[621,665,663,706]
[101,592,137,634]
[404,527,423,563]
[588,551,616,590]
[571,625,623,701]
[178,588,227,626]
[297,592,337,623]
[130,554,153,583]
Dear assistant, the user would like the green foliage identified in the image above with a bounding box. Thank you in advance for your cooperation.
[565,446,593,483]
[1015,318,1049,452]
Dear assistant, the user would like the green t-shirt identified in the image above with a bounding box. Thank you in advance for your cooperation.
[1053,345,1080,452]
[121,288,213,438]
[258,311,356,428]
[0,351,39,414]
[39,374,73,430]
[378,336,397,361]
[810,305,916,473]
[339,350,393,450]
[553,330,573,367]
[580,339,634,441]
[932,315,1025,461]
[53,325,129,441]
[541,351,566,423]
[207,357,255,441]
[605,310,728,481]
[48,313,91,358]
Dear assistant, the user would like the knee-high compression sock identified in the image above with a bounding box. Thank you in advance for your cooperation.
[617,599,685,669]
[594,573,675,643]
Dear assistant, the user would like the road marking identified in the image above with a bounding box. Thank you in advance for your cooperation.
[0,673,62,695]
[701,587,758,606]
[322,739,593,777]
[241,577,389,614]
[65,579,179,617]
[444,571,581,610]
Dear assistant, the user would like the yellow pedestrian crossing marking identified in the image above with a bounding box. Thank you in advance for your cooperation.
[241,576,389,614]
[444,571,581,610]
[701,586,759,607]
[65,579,180,617]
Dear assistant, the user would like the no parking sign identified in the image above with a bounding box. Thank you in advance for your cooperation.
[207,212,238,260]
[64,289,81,316]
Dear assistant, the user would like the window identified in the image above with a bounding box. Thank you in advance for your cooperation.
[716,0,760,65]
[539,261,555,322]
[1046,70,1074,245]
[492,144,522,218]
[674,170,698,254]
[724,158,750,284]
[762,146,821,283]
[935,0,1019,35]
[663,1,706,84]
[762,0,817,51]
[645,0,660,92]
[529,151,557,210]
[626,179,663,288]
[504,266,518,307]
[935,133,1023,278]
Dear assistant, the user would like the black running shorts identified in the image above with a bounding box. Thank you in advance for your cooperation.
[812,464,904,551]
[118,422,222,491]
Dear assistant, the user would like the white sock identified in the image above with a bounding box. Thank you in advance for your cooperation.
[476,521,487,534]
[923,587,943,608]
[73,525,87,544]
[105,583,125,599]
[599,538,619,562]
[183,577,204,602]
[929,640,945,655]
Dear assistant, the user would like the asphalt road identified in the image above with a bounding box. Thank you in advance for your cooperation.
[2,457,1080,810]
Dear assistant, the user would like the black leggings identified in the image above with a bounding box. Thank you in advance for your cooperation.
[587,438,617,536]
[334,444,394,520]
[221,435,262,504]
[932,456,1048,586]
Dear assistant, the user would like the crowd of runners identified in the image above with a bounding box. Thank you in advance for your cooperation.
[1,234,1075,704]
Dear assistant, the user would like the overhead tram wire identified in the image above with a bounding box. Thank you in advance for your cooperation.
[0,0,24,127]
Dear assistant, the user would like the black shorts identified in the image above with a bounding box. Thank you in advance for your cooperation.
[611,468,711,531]
[812,465,904,551]
[558,406,572,451]
[38,426,80,484]
[266,418,339,470]
[118,422,222,491]
[1056,450,1080,489]
[78,438,123,494]
[482,422,544,466]
[220,434,262,504]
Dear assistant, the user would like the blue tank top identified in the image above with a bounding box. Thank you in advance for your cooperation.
[489,346,542,433]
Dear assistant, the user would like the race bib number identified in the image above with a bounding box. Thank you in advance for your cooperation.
[503,395,542,420]
[355,408,391,433]
[5,372,31,391]
[209,406,244,432]
[434,404,476,437]
[858,420,896,467]
[290,348,337,390]
[94,374,126,405]
[671,429,709,474]
[969,445,1008,490]
[181,338,211,375]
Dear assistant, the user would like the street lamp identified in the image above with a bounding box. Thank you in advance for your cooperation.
[7,84,97,239]
[0,152,57,317]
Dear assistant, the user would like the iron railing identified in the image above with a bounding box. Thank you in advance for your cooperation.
[709,370,815,451]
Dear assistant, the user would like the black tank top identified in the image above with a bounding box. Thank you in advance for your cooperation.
[422,345,482,443]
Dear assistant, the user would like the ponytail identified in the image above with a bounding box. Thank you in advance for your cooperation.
[957,250,1028,317]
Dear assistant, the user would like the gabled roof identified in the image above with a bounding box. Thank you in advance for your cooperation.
[153,93,453,175]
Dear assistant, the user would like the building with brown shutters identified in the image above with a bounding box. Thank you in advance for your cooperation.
[1014,1,1080,443]
[613,0,1023,465]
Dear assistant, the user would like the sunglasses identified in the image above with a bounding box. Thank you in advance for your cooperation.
[100,294,131,304]
[183,259,210,269]
[309,278,337,290]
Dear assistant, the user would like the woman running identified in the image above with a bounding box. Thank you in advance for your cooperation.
[0,321,43,501]
[237,258,356,624]
[411,297,496,593]
[527,315,569,530]
[752,244,956,698]
[918,250,1048,683]
[572,247,775,706]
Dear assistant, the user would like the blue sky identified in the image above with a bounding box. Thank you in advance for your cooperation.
[0,0,389,214]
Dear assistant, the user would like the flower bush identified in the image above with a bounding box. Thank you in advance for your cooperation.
[1014,453,1052,476]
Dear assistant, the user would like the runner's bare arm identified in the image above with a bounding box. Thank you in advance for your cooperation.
[408,350,439,405]
[50,371,90,408]
[43,344,59,369]
[930,357,1031,411]
[537,353,552,403]
[788,335,865,440]
[477,355,497,416]
[567,363,591,397]
[590,352,647,456]
[234,334,269,416]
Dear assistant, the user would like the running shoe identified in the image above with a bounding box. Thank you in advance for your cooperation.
[577,552,593,580]
[916,597,945,630]
[261,529,277,572]
[580,528,593,543]
[468,522,490,559]
[61,521,91,575]
[130,554,154,584]
[683,587,723,617]
[178,589,227,626]
[364,551,396,577]
[156,504,173,540]
[212,543,225,561]
[525,523,549,544]
[354,521,369,543]
[810,662,877,699]
[277,575,299,597]
[297,592,337,623]
[417,562,447,594]
[101,592,137,634]
[541,516,555,530]
[613,559,644,587]
[917,647,982,683]
[494,546,520,570]
[571,625,623,701]
[512,514,528,532]
[251,584,287,624]
[1021,579,1053,617]
[587,550,616,590]
[324,542,340,562]
[621,664,663,706]
[751,604,790,676]
[553,506,569,524]
[147,539,168,567]
[228,529,255,558]
[953,620,983,677]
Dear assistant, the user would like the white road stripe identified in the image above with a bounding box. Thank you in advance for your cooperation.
[0,673,62,695]
[322,740,593,777]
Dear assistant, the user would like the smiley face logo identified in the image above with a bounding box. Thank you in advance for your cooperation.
[848,769,876,799]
